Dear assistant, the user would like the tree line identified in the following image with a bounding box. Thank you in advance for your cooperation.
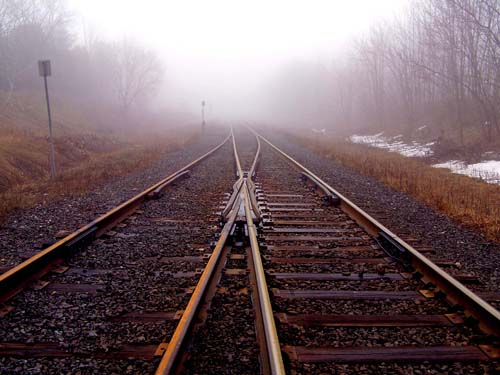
[0,0,163,112]
[267,0,500,144]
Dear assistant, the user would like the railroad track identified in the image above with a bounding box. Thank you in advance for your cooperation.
[0,127,499,374]
[0,134,237,374]
[252,133,500,374]
[152,128,500,374]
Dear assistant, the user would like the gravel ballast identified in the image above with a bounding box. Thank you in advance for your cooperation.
[0,130,228,270]
[0,131,235,374]
[255,140,498,375]
[1,129,499,375]
[265,134,500,293]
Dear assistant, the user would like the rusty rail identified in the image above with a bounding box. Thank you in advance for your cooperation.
[247,135,262,220]
[155,128,285,374]
[239,128,283,373]
[243,181,285,375]
[255,130,500,337]
[221,127,244,219]
[0,134,231,303]
[155,128,246,374]
[222,127,261,220]
[154,193,241,374]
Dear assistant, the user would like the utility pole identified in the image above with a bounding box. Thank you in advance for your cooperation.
[201,100,206,132]
[38,60,56,178]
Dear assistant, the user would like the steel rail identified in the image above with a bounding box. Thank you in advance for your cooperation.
[300,171,340,206]
[222,127,261,220]
[243,181,286,375]
[155,128,250,374]
[255,130,500,337]
[155,129,284,374]
[149,170,191,199]
[249,133,261,178]
[221,178,245,219]
[231,126,244,177]
[221,127,244,219]
[247,135,262,220]
[233,127,284,374]
[154,196,241,375]
[0,134,231,303]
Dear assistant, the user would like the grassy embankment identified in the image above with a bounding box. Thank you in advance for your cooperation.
[294,133,500,242]
[0,92,197,218]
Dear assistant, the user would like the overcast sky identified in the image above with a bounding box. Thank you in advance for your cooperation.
[68,0,407,120]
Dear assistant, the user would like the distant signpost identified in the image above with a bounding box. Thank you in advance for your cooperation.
[38,60,56,178]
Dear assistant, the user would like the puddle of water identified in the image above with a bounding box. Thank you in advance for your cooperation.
[349,133,434,157]
[433,160,500,184]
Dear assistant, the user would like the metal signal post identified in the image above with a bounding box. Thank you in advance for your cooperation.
[38,60,56,178]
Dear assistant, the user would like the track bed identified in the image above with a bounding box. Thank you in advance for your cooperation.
[0,141,235,374]
[0,128,499,375]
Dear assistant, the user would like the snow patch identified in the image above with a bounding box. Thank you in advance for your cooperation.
[433,160,500,184]
[349,133,433,157]
[349,133,499,184]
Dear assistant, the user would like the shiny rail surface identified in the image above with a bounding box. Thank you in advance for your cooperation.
[243,184,285,375]
[158,128,499,373]
[254,131,500,338]
[154,192,241,374]
[155,127,285,374]
[2,127,499,374]
[0,135,231,304]
[237,128,284,375]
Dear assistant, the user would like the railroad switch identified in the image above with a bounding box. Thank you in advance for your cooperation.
[230,220,250,247]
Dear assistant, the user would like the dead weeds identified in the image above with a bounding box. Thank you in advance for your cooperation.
[296,135,500,242]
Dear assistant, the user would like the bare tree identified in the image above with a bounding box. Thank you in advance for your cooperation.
[0,0,71,105]
[111,40,164,112]
[266,0,500,143]
[355,24,388,129]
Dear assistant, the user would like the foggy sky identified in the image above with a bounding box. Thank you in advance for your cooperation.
[68,0,408,123]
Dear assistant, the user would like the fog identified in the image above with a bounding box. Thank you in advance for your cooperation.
[6,0,496,141]
[68,0,405,124]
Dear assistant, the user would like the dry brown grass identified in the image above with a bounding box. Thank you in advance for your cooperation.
[295,134,500,242]
[0,136,193,218]
[0,91,197,218]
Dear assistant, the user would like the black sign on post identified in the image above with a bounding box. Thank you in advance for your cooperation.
[38,60,51,77]
[38,60,56,177]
